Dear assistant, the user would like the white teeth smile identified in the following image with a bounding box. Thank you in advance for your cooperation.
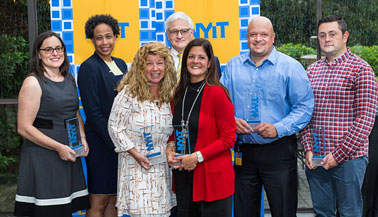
[150,73,160,78]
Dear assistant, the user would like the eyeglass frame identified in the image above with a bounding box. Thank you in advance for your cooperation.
[168,28,192,37]
[39,46,65,54]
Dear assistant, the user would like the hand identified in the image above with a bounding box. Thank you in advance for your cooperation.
[166,146,182,170]
[235,118,252,134]
[129,149,152,170]
[57,144,76,162]
[252,122,278,138]
[80,137,89,157]
[305,151,317,170]
[321,153,338,170]
[176,153,198,171]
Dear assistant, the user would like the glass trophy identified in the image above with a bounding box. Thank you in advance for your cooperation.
[65,117,86,157]
[312,128,326,166]
[140,125,165,165]
[173,124,191,166]
[246,92,261,128]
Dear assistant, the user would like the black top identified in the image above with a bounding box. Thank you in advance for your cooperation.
[172,80,205,191]
[173,80,205,154]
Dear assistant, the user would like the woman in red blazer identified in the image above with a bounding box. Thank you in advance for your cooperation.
[167,38,236,217]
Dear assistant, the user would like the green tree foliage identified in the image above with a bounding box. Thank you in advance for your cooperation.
[0,0,51,38]
[277,43,378,77]
[0,35,29,98]
[261,0,378,47]
[0,0,50,184]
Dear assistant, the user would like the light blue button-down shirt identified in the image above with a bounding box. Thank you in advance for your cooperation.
[220,47,314,144]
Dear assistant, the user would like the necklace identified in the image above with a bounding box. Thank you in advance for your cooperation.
[180,81,206,143]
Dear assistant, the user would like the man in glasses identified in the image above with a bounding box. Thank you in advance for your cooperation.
[165,11,221,81]
[300,15,378,217]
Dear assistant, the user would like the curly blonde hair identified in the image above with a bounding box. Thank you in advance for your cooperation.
[117,42,176,103]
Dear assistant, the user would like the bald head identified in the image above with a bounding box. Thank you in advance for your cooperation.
[248,16,274,34]
[246,16,276,65]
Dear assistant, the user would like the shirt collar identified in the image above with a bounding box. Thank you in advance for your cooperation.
[323,48,352,65]
[170,47,180,56]
[242,47,278,66]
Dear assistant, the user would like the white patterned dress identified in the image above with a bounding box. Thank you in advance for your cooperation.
[108,86,176,217]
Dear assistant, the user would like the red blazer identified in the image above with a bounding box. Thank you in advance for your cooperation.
[192,84,236,202]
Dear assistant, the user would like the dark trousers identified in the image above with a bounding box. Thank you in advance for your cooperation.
[234,135,298,217]
[174,170,232,217]
[363,117,378,217]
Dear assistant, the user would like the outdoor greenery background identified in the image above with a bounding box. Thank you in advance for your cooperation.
[1,0,378,183]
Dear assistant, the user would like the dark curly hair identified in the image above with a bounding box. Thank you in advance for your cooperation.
[85,14,120,39]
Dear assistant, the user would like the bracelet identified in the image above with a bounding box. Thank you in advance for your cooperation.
[168,142,175,147]
[80,136,86,139]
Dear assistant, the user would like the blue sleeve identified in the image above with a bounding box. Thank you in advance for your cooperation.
[273,63,314,137]
[77,61,115,151]
[220,60,231,93]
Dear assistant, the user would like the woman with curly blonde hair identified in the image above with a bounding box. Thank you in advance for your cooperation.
[108,42,176,217]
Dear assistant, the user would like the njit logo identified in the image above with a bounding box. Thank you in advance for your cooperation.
[194,22,229,39]
[116,21,229,39]
[119,22,130,38]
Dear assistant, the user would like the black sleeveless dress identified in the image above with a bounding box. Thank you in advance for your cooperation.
[14,74,90,217]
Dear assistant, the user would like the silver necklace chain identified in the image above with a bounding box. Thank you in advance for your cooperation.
[181,81,206,128]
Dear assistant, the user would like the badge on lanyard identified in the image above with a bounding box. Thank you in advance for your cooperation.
[235,152,242,166]
[234,140,242,166]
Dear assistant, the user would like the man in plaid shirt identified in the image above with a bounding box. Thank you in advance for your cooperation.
[300,15,378,217]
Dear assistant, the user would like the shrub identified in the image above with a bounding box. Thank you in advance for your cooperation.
[350,45,378,76]
[0,105,21,184]
[276,43,316,69]
[277,44,378,76]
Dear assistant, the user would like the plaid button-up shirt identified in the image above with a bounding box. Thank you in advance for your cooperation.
[300,48,378,163]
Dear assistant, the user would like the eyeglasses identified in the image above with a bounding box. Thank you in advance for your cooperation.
[39,46,64,54]
[168,28,191,36]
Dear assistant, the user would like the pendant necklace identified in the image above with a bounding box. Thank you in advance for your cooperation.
[181,81,206,144]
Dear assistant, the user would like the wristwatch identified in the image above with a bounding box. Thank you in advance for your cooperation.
[196,151,204,163]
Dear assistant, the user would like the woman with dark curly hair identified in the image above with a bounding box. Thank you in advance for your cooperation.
[77,14,127,217]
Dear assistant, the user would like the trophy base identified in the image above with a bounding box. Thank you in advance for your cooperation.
[312,157,323,166]
[172,154,189,166]
[247,121,261,129]
[72,145,86,157]
[146,152,165,165]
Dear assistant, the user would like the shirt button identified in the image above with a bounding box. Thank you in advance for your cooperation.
[256,68,259,71]
[252,80,255,83]
[323,97,325,100]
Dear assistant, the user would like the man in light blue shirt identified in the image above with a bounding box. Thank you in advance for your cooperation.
[220,16,314,217]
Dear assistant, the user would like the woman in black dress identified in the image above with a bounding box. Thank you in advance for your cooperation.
[15,31,90,217]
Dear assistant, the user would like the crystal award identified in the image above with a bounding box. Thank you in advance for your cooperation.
[140,125,165,165]
[246,92,261,128]
[65,117,86,157]
[312,128,326,166]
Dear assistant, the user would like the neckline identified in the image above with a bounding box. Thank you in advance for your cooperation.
[43,74,66,83]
